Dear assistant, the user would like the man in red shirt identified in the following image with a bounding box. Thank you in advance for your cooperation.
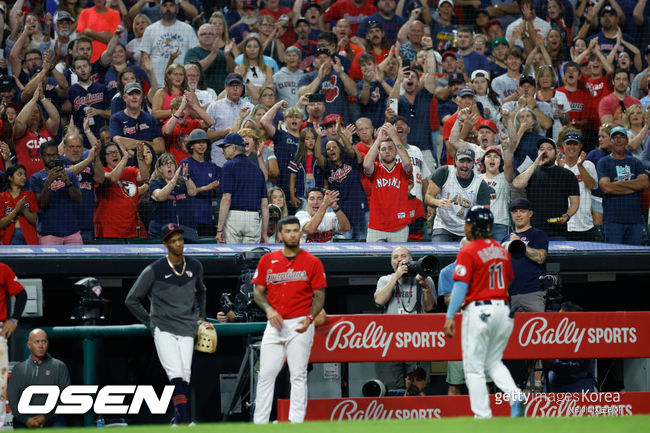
[252,216,326,424]
[363,122,413,242]
[75,0,121,63]
[557,62,594,131]
[260,0,296,49]
[162,93,214,164]
[443,206,524,418]
[598,69,640,127]
[322,0,377,36]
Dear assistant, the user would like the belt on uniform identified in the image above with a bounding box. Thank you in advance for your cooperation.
[468,300,509,308]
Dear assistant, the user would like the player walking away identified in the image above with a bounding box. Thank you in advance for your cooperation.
[0,263,27,428]
[252,216,327,424]
[443,206,525,418]
[125,224,206,425]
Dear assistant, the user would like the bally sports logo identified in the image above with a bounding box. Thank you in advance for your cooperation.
[325,320,446,358]
[518,317,638,353]
[330,399,442,421]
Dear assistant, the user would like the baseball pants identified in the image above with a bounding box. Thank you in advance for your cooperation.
[254,317,314,424]
[461,301,521,418]
[225,210,261,244]
[153,327,194,382]
[366,226,409,242]
[0,336,7,427]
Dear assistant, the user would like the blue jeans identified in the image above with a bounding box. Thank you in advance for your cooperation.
[10,227,25,245]
[604,222,643,245]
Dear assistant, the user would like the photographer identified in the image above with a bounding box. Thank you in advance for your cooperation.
[374,246,436,391]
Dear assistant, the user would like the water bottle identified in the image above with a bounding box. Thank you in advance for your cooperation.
[96,415,105,428]
[85,106,95,126]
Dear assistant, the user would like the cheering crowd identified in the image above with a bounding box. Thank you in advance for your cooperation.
[0,0,648,245]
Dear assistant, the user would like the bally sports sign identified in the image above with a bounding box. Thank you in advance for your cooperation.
[309,312,650,362]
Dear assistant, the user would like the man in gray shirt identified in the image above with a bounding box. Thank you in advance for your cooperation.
[125,224,206,425]
[273,46,304,107]
[374,246,436,391]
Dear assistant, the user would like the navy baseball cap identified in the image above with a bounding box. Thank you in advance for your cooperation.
[563,131,581,144]
[457,85,475,97]
[510,197,531,210]
[448,71,465,85]
[124,82,143,94]
[519,75,536,87]
[219,132,245,148]
[162,223,184,241]
[537,137,557,150]
[599,5,616,17]
[225,73,244,85]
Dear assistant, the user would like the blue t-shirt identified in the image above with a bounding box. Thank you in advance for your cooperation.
[596,155,646,224]
[109,110,162,142]
[502,227,548,296]
[514,132,546,176]
[430,20,456,52]
[62,154,96,231]
[358,78,395,129]
[220,154,267,211]
[179,156,220,225]
[272,129,300,195]
[456,51,489,78]
[324,155,367,224]
[398,88,434,151]
[587,32,634,58]
[103,63,150,101]
[148,179,195,237]
[28,169,80,237]
[298,71,349,124]
[356,14,406,44]
[68,82,109,148]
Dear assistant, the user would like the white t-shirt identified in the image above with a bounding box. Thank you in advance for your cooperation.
[396,145,431,201]
[140,20,199,88]
[296,210,340,243]
[546,90,571,142]
[481,172,512,226]
[564,160,596,232]
[505,17,551,49]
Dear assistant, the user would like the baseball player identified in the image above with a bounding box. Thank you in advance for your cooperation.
[443,206,525,418]
[125,224,206,425]
[252,216,327,424]
[0,263,27,428]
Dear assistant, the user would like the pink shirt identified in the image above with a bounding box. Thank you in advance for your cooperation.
[598,93,640,119]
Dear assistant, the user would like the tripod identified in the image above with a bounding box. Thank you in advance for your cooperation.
[222,336,261,421]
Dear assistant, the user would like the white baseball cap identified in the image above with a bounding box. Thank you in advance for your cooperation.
[439,0,454,7]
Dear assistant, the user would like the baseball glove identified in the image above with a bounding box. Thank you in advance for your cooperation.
[195,321,217,353]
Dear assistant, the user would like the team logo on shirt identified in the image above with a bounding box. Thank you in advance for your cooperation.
[322,75,340,102]
[615,165,633,181]
[186,271,193,278]
[266,268,308,284]
[454,264,467,277]
[155,32,186,59]
[370,86,380,103]
[50,179,66,191]
[72,93,104,112]
[118,181,137,198]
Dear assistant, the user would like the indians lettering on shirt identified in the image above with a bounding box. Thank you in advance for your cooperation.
[485,179,497,200]
[328,164,353,184]
[50,179,67,191]
[122,122,151,135]
[584,80,605,98]
[277,80,297,95]
[322,74,340,102]
[342,13,365,25]
[502,88,517,98]
[154,32,188,59]
[306,229,335,243]
[265,268,308,284]
[73,92,104,111]
[615,164,634,181]
[168,193,187,201]
[443,190,476,217]
[569,101,584,112]
[477,244,508,263]
[77,166,94,191]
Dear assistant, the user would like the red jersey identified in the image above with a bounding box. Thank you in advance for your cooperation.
[163,119,201,165]
[251,249,327,319]
[355,141,373,200]
[94,166,141,238]
[556,86,597,130]
[0,190,39,245]
[453,238,514,305]
[366,160,413,232]
[582,75,612,126]
[322,0,377,35]
[14,127,54,177]
[259,8,295,49]
[349,48,390,81]
[0,263,25,318]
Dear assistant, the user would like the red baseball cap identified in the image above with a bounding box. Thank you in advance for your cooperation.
[321,114,342,126]
[484,145,502,156]
[441,51,457,60]
[478,119,497,133]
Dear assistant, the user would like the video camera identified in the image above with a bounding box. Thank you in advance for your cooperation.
[404,256,438,277]
[540,263,563,312]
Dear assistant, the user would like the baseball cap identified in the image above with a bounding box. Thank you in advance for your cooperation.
[268,204,282,224]
[321,114,342,126]
[609,126,628,138]
[439,0,454,7]
[599,5,616,17]
[448,71,465,85]
[456,146,475,162]
[510,197,531,210]
[471,69,490,81]
[477,119,497,133]
[390,115,409,125]
[162,223,184,241]
[29,66,43,78]
[537,137,557,150]
[188,129,209,143]
[315,47,331,57]
[441,50,457,60]
[225,72,244,85]
[563,131,581,144]
[160,0,178,4]
[367,20,382,31]
[457,85,475,97]
[124,82,143,94]
[0,75,14,91]
[519,75,536,87]
[295,16,309,27]
[484,145,502,156]
[54,10,75,22]
[243,0,258,8]
[491,37,508,48]
[219,132,245,148]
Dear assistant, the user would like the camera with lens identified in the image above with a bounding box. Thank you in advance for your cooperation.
[220,293,234,315]
[222,247,272,322]
[405,255,438,277]
[540,263,563,312]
